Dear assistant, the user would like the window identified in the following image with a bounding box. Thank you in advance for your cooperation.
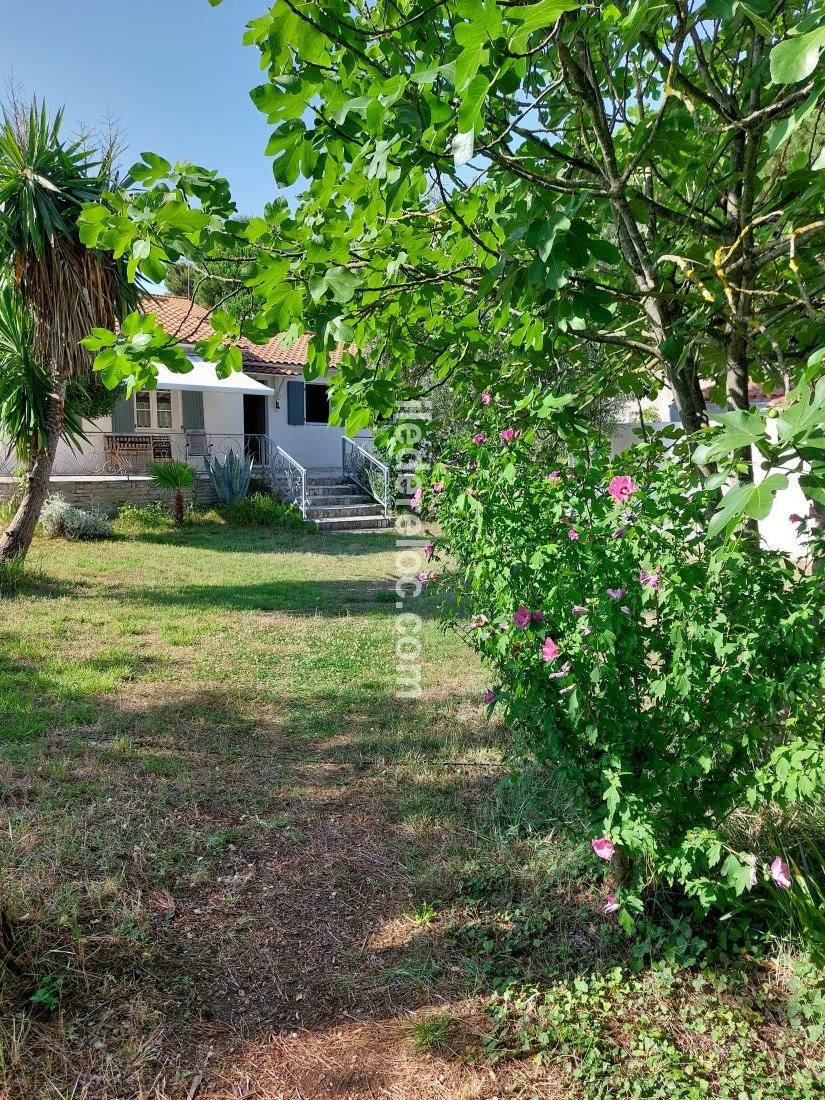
[156,391,173,428]
[134,390,175,429]
[135,391,151,428]
[305,384,330,424]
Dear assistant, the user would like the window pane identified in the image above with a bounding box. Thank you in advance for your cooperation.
[156,391,172,428]
[305,384,330,424]
[135,391,151,428]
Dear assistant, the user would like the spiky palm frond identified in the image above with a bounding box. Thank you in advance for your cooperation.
[147,460,197,490]
[0,101,137,378]
[0,284,87,462]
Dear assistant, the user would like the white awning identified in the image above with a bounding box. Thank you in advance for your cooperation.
[154,358,273,396]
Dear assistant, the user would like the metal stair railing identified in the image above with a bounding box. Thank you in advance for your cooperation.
[341,437,391,516]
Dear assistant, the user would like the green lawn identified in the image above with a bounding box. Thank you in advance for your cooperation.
[0,518,821,1099]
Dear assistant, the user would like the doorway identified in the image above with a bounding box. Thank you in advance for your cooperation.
[244,395,267,464]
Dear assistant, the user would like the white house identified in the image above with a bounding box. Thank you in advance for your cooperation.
[0,295,392,530]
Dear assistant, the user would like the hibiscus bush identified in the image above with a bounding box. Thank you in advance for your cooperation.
[423,401,825,928]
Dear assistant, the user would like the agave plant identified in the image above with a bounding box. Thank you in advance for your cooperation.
[147,460,196,526]
[0,101,136,563]
[203,450,253,505]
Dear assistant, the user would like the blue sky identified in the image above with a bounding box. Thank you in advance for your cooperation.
[2,0,282,216]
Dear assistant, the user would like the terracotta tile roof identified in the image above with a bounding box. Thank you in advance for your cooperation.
[701,381,785,406]
[140,295,351,375]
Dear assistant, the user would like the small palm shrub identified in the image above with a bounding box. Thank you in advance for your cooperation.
[222,492,308,531]
[147,460,196,526]
[40,495,112,540]
[204,450,253,505]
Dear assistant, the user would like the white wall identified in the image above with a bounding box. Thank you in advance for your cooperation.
[251,373,372,470]
[202,390,244,437]
[5,364,371,477]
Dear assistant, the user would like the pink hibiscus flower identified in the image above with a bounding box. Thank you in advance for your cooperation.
[770,857,791,889]
[410,487,423,510]
[591,837,615,861]
[483,689,495,705]
[639,569,660,590]
[531,610,545,622]
[612,527,627,539]
[546,471,561,482]
[606,588,627,600]
[603,894,619,914]
[424,542,434,561]
[567,528,580,541]
[500,427,519,444]
[608,475,637,504]
[418,570,434,584]
[789,513,803,524]
[541,636,561,662]
[473,433,486,444]
[513,605,531,628]
[481,391,492,405]
[572,605,588,616]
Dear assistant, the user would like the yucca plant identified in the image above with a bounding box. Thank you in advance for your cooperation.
[0,100,136,563]
[203,449,253,505]
[147,460,196,526]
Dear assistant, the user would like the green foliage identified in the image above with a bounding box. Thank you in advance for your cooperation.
[222,491,308,531]
[146,460,196,492]
[0,103,97,262]
[0,283,119,462]
[76,2,825,437]
[40,496,112,541]
[29,974,63,1013]
[114,501,172,531]
[410,1011,453,1052]
[428,399,824,919]
[203,450,253,505]
[694,362,825,536]
[484,965,824,1096]
[164,217,260,321]
[147,460,197,526]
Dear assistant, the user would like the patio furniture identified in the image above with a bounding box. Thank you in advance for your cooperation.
[151,435,173,461]
[104,434,152,472]
[185,430,209,460]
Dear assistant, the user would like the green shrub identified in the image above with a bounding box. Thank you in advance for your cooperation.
[223,492,308,531]
[40,495,112,540]
[115,501,172,531]
[427,412,825,926]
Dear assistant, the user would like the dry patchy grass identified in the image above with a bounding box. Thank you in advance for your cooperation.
[0,520,821,1098]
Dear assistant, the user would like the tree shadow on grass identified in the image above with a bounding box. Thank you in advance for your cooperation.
[127,522,400,558]
[0,665,620,1097]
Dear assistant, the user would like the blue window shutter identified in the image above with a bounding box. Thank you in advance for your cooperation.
[287,380,305,425]
[182,390,205,430]
[111,395,134,433]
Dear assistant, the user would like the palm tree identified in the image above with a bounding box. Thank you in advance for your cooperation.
[147,460,196,526]
[0,102,136,563]
[0,283,103,467]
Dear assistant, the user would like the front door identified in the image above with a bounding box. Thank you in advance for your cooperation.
[243,395,267,464]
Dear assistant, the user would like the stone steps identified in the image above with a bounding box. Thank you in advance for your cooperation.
[304,473,394,532]
[313,514,395,532]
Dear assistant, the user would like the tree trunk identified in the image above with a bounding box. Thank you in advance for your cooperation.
[0,385,63,565]
[173,489,184,526]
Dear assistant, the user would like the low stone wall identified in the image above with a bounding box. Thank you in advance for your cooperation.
[0,476,218,515]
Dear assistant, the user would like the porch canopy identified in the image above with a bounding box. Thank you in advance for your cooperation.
[154,359,273,396]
